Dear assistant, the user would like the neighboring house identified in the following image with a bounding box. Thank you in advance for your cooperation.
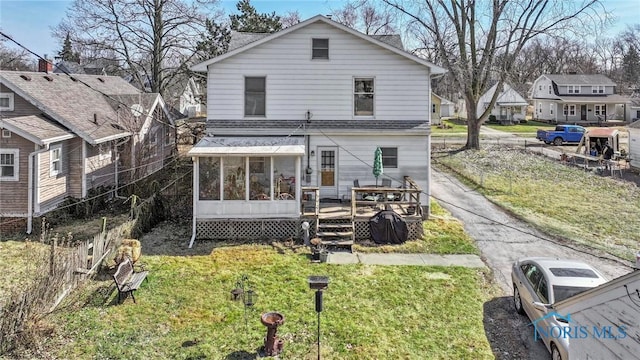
[478,82,528,124]
[554,270,640,359]
[530,74,631,124]
[628,120,640,169]
[165,76,205,118]
[0,66,175,233]
[431,93,454,125]
[188,15,446,245]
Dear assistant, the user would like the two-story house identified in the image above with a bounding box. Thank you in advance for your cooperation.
[530,74,631,124]
[187,15,446,246]
[0,67,175,233]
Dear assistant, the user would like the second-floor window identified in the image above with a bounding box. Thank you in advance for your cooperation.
[245,77,266,116]
[312,38,329,59]
[354,78,374,116]
[50,145,62,177]
[567,85,580,94]
[592,86,604,94]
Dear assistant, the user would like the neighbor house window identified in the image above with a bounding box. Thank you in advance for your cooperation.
[381,147,398,168]
[98,143,111,160]
[538,104,542,113]
[312,38,329,59]
[548,85,552,94]
[245,77,266,116]
[432,103,436,113]
[550,104,553,115]
[0,149,18,181]
[354,78,374,116]
[592,86,604,94]
[50,145,62,177]
[0,93,14,111]
[594,104,606,116]
[563,105,576,116]
[144,133,158,159]
[567,86,580,94]
[2,129,11,138]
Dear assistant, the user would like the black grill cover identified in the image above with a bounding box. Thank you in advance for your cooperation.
[369,209,408,244]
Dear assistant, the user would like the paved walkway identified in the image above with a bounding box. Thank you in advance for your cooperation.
[326,252,486,267]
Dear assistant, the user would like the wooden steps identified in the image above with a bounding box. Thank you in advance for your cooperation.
[316,221,354,248]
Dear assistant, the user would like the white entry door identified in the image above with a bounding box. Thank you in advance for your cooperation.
[317,147,338,199]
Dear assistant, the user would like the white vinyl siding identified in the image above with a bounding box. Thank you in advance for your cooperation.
[0,149,19,181]
[207,22,431,122]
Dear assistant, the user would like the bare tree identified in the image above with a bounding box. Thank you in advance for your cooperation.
[384,0,605,149]
[0,37,34,71]
[53,0,219,97]
[332,0,397,35]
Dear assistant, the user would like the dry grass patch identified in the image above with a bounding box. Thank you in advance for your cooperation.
[435,145,640,261]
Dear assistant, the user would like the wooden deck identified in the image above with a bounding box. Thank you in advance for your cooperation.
[301,176,424,248]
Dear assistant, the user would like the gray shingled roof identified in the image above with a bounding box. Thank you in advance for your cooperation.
[0,71,146,144]
[205,119,429,133]
[546,74,616,86]
[370,35,404,50]
[0,115,73,144]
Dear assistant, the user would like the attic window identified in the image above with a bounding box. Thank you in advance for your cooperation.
[0,93,14,111]
[20,74,31,81]
[43,75,53,82]
[312,38,329,59]
[2,129,11,138]
[97,77,105,83]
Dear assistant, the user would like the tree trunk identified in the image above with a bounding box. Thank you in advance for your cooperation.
[465,98,481,149]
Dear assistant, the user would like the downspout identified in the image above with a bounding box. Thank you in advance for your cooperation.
[188,156,198,248]
[27,145,50,234]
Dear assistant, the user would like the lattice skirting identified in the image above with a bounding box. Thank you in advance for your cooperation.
[197,219,301,240]
[196,218,424,241]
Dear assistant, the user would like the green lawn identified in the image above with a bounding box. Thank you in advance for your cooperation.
[39,245,496,359]
[485,120,553,134]
[431,119,468,135]
[434,147,640,261]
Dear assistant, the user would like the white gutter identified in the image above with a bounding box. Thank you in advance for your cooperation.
[27,145,49,234]
[188,156,198,248]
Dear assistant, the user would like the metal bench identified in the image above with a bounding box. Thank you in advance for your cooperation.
[112,258,148,304]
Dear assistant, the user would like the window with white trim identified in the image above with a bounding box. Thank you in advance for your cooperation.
[381,147,398,168]
[354,78,374,116]
[550,104,553,115]
[563,105,576,116]
[2,129,11,138]
[244,77,266,116]
[0,149,18,181]
[50,145,62,177]
[594,104,606,116]
[312,38,329,59]
[538,103,542,113]
[548,85,552,94]
[0,93,14,111]
[567,86,580,94]
[592,86,604,94]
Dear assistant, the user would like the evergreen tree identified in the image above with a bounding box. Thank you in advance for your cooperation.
[58,33,79,62]
[230,0,282,33]
[195,19,231,61]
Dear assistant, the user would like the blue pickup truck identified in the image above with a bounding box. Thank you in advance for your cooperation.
[536,125,586,146]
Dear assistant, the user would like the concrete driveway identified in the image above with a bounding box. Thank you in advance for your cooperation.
[430,168,634,360]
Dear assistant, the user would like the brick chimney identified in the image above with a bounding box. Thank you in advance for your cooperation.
[38,56,53,73]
